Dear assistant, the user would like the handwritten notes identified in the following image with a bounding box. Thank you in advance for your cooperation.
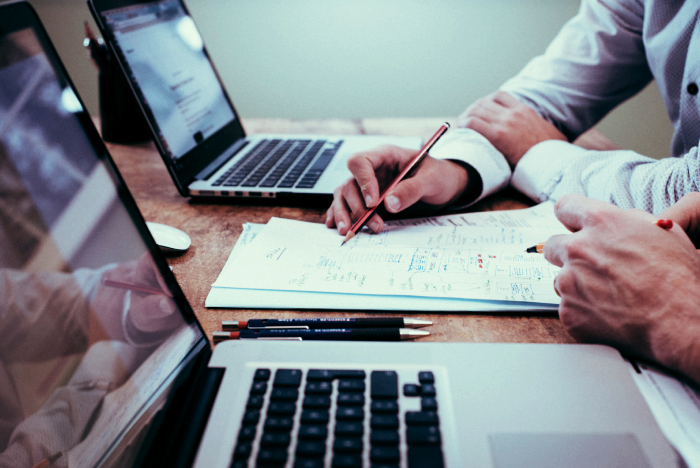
[209,203,568,308]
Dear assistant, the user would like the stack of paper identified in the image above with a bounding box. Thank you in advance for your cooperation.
[206,202,569,312]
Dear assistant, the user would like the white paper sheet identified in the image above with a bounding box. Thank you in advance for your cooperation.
[208,203,568,309]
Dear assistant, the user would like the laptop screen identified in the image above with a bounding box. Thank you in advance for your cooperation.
[101,0,236,162]
[0,18,204,468]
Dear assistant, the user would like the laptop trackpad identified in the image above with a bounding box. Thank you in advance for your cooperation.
[489,433,652,468]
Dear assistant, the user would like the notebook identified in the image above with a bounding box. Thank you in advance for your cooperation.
[0,3,679,467]
[87,0,421,203]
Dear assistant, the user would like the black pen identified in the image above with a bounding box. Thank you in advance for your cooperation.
[213,328,429,342]
[222,318,432,330]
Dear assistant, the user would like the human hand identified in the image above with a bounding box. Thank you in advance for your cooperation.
[326,145,469,235]
[93,254,178,341]
[544,194,700,384]
[457,91,566,168]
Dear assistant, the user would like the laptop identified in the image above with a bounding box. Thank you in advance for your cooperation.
[0,3,680,467]
[86,0,421,203]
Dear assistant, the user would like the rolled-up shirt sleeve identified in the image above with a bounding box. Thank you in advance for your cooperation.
[429,128,512,209]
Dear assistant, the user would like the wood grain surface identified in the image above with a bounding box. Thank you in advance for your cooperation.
[105,118,575,346]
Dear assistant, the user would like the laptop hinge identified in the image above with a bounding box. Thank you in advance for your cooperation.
[194,139,249,181]
[133,347,224,468]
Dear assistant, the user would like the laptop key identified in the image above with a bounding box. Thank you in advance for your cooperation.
[370,446,400,462]
[242,410,260,425]
[270,388,299,401]
[371,371,398,399]
[332,454,362,468]
[237,425,256,441]
[306,381,332,395]
[301,409,330,424]
[371,400,398,414]
[294,459,324,468]
[307,369,366,381]
[338,380,365,392]
[335,422,364,436]
[303,395,331,409]
[336,407,364,421]
[257,448,288,465]
[370,415,399,429]
[264,417,294,432]
[333,437,363,453]
[260,432,291,448]
[421,383,436,397]
[298,424,328,440]
[296,441,326,457]
[421,397,438,411]
[274,369,302,387]
[370,429,399,445]
[405,411,439,426]
[268,402,297,415]
[255,368,271,381]
[232,442,251,461]
[407,446,444,468]
[406,426,441,445]
[250,381,267,394]
[247,395,264,409]
[337,393,365,406]
[403,384,419,397]
[418,371,434,383]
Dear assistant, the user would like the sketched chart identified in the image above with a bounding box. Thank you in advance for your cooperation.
[217,213,566,304]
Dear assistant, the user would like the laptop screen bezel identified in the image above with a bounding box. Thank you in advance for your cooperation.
[88,0,248,196]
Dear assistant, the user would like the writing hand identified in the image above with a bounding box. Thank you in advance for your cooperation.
[457,91,566,167]
[543,194,700,385]
[326,145,468,235]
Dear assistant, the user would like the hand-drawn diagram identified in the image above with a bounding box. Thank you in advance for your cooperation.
[221,214,565,304]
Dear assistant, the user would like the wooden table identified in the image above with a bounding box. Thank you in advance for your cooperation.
[105,118,575,345]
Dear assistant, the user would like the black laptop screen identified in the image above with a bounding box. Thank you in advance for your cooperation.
[0,21,203,468]
[101,0,236,162]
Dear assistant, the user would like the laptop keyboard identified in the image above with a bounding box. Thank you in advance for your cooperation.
[230,368,445,468]
[212,139,343,190]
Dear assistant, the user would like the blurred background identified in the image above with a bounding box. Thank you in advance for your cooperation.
[30,0,674,159]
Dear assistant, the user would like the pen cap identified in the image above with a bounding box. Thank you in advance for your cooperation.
[99,61,151,144]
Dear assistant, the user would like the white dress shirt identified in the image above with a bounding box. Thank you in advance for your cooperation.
[432,0,700,213]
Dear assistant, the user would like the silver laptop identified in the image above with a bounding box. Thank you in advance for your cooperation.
[0,3,679,467]
[87,0,421,202]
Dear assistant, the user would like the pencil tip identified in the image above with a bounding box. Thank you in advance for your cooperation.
[525,246,537,253]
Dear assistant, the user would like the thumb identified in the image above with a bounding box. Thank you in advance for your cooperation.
[658,192,700,238]
[384,177,426,213]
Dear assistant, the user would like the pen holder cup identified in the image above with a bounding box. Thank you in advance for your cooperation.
[99,68,151,144]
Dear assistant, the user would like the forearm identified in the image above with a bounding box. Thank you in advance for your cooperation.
[512,141,700,213]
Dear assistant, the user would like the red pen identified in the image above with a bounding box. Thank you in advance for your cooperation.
[341,122,451,246]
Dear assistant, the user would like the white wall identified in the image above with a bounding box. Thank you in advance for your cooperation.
[30,0,674,159]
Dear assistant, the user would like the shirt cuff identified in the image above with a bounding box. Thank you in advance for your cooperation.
[512,140,588,203]
[429,128,511,208]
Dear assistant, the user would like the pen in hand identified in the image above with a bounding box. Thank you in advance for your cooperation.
[342,122,451,246]
[525,219,676,253]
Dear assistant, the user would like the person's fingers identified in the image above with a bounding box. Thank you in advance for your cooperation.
[492,90,522,108]
[384,176,427,213]
[461,115,494,140]
[553,194,618,232]
[346,146,412,208]
[542,233,569,267]
[659,192,700,235]
[331,185,353,235]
